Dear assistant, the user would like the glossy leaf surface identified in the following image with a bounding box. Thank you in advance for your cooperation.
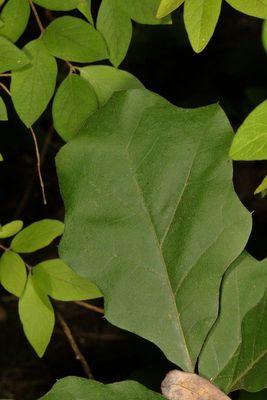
[0,0,30,42]
[57,89,251,371]
[199,252,267,393]
[19,274,55,357]
[43,16,108,63]
[33,259,102,301]
[52,73,98,142]
[97,0,132,67]
[79,65,144,106]
[11,219,64,253]
[230,100,267,160]
[0,220,23,238]
[39,376,165,399]
[0,251,26,296]
[184,0,222,53]
[11,39,57,127]
[0,36,29,73]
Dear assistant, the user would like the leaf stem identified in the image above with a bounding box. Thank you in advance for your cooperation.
[74,300,104,315]
[0,243,8,252]
[0,82,11,96]
[29,0,45,33]
[57,311,94,379]
[0,74,11,77]
[29,127,47,205]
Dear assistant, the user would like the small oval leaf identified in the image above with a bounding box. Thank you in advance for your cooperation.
[96,0,132,67]
[11,38,57,127]
[0,0,30,42]
[0,251,27,297]
[52,73,98,142]
[11,219,64,253]
[230,100,267,160]
[33,259,102,301]
[43,16,108,63]
[0,220,23,238]
[19,274,55,357]
[184,0,222,53]
[226,0,267,18]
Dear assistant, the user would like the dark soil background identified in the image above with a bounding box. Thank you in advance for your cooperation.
[0,2,267,399]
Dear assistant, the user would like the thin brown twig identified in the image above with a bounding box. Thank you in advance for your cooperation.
[0,73,11,77]
[0,244,8,252]
[74,301,104,315]
[29,0,45,33]
[29,127,47,205]
[57,311,94,379]
[0,81,11,96]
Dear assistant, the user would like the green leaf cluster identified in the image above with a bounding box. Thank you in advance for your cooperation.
[0,219,101,357]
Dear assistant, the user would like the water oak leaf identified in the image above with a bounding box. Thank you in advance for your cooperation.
[43,16,108,63]
[0,96,8,120]
[0,36,29,73]
[157,0,184,18]
[33,259,102,301]
[0,220,23,238]
[184,0,222,53]
[77,0,93,23]
[52,73,98,142]
[0,153,3,161]
[57,90,251,371]
[0,251,26,296]
[117,0,172,24]
[11,39,57,127]
[19,274,55,357]
[0,0,30,42]
[97,0,132,67]
[226,0,267,19]
[262,20,267,52]
[199,252,267,393]
[11,219,64,253]
[79,65,144,106]
[230,100,267,160]
[161,370,230,399]
[39,376,165,400]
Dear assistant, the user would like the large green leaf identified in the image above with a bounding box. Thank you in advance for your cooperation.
[0,0,30,42]
[230,100,267,160]
[97,0,132,67]
[11,219,64,253]
[33,259,102,301]
[157,0,184,18]
[0,35,29,73]
[10,39,57,127]
[19,274,55,357]
[76,0,93,23]
[52,73,98,142]
[0,96,8,120]
[57,89,251,371]
[226,0,267,19]
[43,16,108,63]
[117,0,172,24]
[199,252,267,393]
[39,376,165,399]
[79,65,144,106]
[0,251,27,296]
[184,0,222,53]
[262,20,267,52]
[0,220,23,238]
